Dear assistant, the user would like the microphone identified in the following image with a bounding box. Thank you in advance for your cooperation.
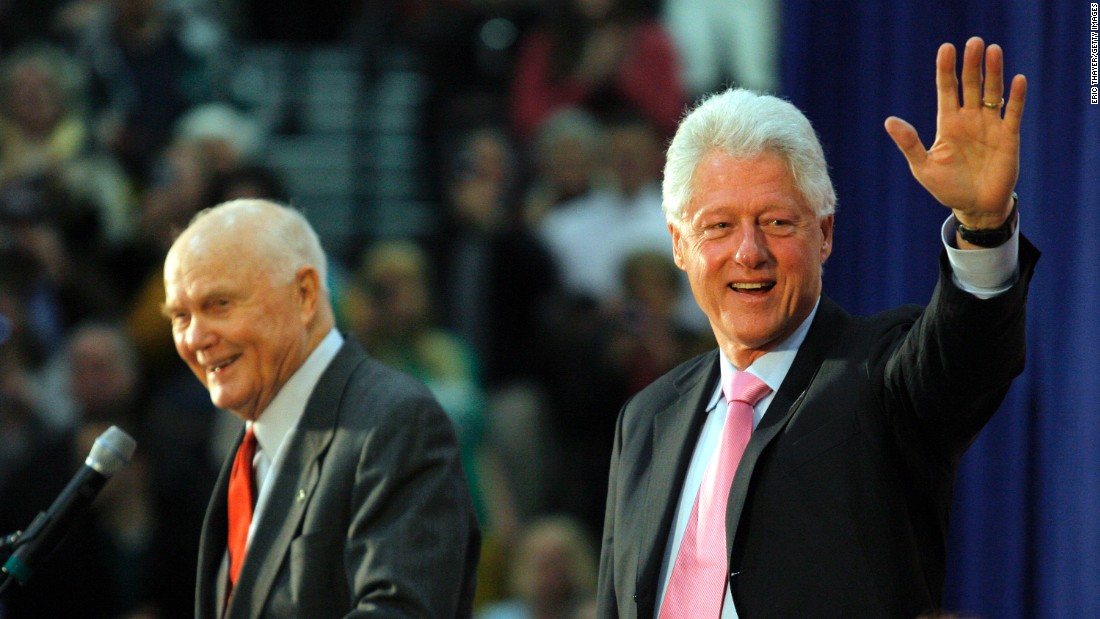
[1,426,137,586]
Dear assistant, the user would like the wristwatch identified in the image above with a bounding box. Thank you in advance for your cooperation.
[955,192,1019,248]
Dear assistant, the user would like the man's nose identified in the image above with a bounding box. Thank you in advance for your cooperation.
[733,225,769,268]
[183,316,216,350]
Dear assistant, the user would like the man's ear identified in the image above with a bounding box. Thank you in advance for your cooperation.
[296,266,321,324]
[668,222,687,270]
[819,214,834,263]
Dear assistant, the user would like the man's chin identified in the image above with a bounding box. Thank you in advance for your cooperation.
[209,390,243,415]
[717,324,789,356]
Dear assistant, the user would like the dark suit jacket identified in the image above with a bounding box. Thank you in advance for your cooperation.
[195,339,481,618]
[597,239,1039,618]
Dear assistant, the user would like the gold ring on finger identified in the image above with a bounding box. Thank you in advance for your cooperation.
[982,98,1004,110]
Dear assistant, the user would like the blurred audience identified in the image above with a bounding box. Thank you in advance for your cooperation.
[478,515,598,619]
[436,126,561,389]
[68,0,224,184]
[35,319,142,434]
[0,0,777,613]
[535,114,670,307]
[204,161,287,207]
[433,128,567,599]
[522,107,608,227]
[606,249,711,395]
[0,0,69,54]
[0,43,88,184]
[509,0,685,140]
[0,282,56,492]
[172,102,263,177]
[0,175,125,358]
[0,41,138,247]
[660,0,780,96]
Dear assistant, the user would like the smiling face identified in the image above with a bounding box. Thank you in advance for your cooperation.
[669,149,833,369]
[163,222,319,421]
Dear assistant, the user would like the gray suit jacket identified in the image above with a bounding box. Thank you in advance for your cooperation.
[196,338,480,618]
[597,239,1039,618]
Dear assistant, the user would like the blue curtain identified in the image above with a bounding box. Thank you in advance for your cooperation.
[780,1,1100,617]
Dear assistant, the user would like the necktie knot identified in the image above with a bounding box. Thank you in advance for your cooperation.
[238,428,258,469]
[723,370,771,408]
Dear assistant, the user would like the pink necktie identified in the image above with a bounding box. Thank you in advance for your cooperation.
[660,371,771,618]
[227,427,257,589]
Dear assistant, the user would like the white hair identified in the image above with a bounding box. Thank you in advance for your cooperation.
[663,88,837,225]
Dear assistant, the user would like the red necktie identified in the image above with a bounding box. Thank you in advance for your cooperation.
[660,371,771,618]
[227,427,257,588]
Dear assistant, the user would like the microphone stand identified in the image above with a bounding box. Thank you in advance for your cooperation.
[0,530,23,553]
[0,529,23,599]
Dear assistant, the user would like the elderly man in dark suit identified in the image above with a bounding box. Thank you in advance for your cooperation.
[597,37,1036,618]
[162,199,480,618]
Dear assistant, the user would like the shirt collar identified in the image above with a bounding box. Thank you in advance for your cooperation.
[709,298,822,411]
[249,328,344,455]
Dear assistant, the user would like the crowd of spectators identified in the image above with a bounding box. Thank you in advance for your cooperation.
[0,0,775,617]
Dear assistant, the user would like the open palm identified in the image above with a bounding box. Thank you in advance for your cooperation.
[885,37,1027,229]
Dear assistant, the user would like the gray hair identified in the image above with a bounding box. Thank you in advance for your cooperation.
[662,88,836,225]
[187,199,329,292]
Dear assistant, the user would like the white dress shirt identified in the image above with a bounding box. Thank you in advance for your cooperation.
[247,328,344,540]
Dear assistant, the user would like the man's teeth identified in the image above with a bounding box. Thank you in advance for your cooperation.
[211,358,234,372]
[731,282,771,290]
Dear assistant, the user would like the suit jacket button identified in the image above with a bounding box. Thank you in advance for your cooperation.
[632,594,638,602]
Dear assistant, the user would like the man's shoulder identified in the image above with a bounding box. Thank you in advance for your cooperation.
[816,295,924,342]
[622,349,717,418]
[854,303,925,332]
[349,353,436,401]
[319,340,443,416]
[301,350,461,464]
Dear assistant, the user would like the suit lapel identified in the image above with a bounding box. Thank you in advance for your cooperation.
[725,298,847,557]
[196,433,237,619]
[635,352,721,601]
[226,342,364,618]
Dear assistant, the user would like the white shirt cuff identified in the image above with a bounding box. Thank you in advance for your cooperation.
[940,214,1020,299]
